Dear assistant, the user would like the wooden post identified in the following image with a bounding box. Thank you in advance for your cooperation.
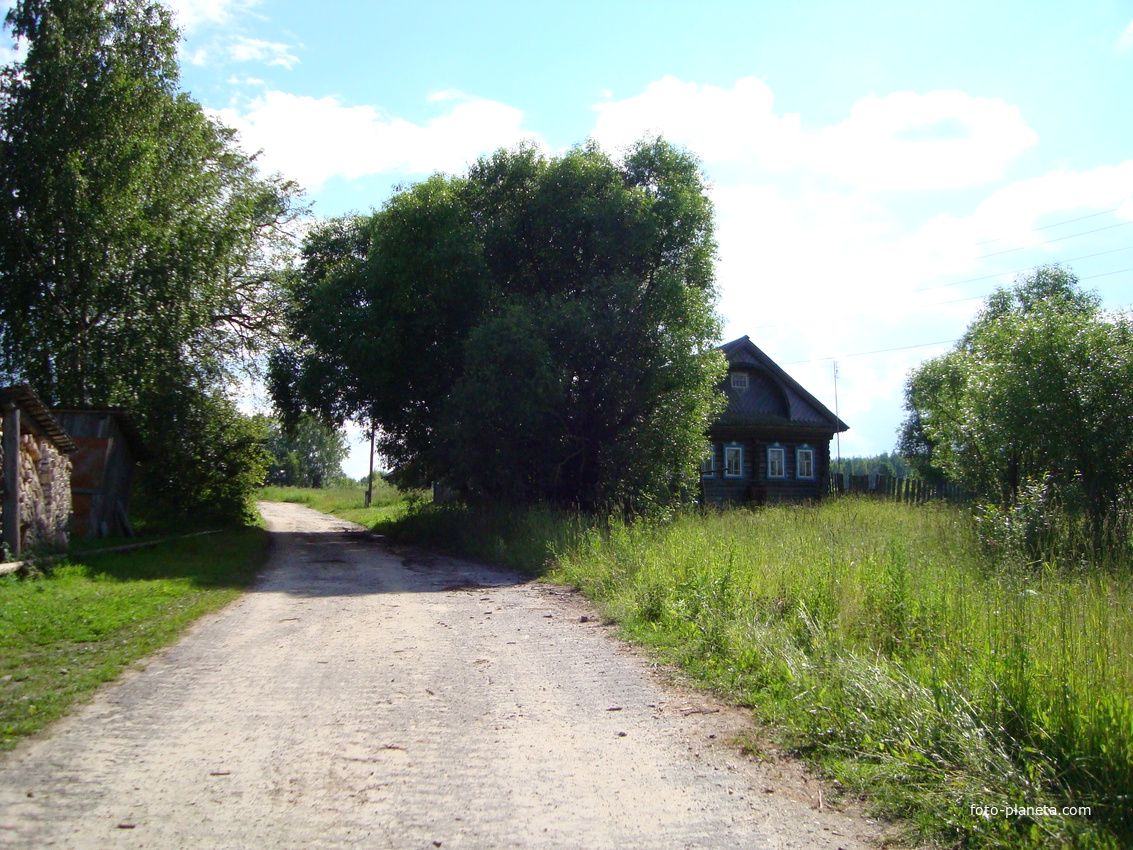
[2,401,20,558]
[365,421,375,508]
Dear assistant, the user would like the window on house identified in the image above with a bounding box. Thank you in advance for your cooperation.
[767,444,786,478]
[701,446,715,477]
[724,444,743,478]
[797,446,815,479]
[730,372,749,389]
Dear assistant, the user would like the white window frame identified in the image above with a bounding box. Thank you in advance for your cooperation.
[701,446,716,477]
[796,445,815,480]
[730,372,749,389]
[767,444,786,479]
[724,443,744,478]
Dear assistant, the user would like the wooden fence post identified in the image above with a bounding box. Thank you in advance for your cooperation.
[2,401,20,558]
[830,471,972,505]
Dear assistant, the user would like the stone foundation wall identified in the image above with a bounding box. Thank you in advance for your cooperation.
[16,432,72,551]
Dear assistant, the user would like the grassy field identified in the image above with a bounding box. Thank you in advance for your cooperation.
[0,528,269,751]
[360,497,1132,849]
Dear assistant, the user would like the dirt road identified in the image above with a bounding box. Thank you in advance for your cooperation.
[0,501,884,848]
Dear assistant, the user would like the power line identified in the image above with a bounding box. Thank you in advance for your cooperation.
[914,244,1133,293]
[968,206,1121,247]
[778,263,1133,369]
[971,220,1133,261]
[762,212,1133,371]
[783,338,958,366]
[922,207,1123,260]
[924,265,1133,308]
[781,259,1133,338]
[1081,265,1133,281]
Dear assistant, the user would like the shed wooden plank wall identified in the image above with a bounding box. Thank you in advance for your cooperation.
[54,411,137,537]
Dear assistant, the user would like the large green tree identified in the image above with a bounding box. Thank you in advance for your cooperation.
[273,139,725,511]
[899,265,1133,557]
[0,0,302,523]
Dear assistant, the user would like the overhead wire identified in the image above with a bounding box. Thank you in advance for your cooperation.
[767,207,1133,371]
[913,244,1133,293]
[921,264,1133,308]
[971,220,1133,261]
[920,206,1123,259]
[782,339,959,366]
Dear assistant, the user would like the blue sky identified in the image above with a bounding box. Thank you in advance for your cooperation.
[9,1,1133,477]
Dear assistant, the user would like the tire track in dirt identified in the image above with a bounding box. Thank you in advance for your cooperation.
[0,501,885,848]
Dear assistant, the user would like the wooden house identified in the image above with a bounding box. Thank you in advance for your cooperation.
[702,336,848,505]
[52,408,147,538]
[1,385,76,558]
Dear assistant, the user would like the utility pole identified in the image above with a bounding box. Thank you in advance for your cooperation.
[833,361,842,468]
[365,420,375,508]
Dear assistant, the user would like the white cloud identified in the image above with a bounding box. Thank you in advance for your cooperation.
[592,76,801,167]
[1121,20,1133,49]
[213,90,546,190]
[0,0,25,65]
[591,77,1037,190]
[810,91,1037,190]
[428,88,466,103]
[0,34,24,66]
[228,36,298,69]
[909,162,1133,271]
[166,0,261,32]
[186,36,298,69]
[587,76,1133,453]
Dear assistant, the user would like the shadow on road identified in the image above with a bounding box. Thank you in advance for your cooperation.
[252,528,533,598]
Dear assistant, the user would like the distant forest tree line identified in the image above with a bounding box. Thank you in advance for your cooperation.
[830,452,912,479]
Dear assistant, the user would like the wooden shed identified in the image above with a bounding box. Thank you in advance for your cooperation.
[702,336,848,505]
[1,385,76,558]
[52,408,147,538]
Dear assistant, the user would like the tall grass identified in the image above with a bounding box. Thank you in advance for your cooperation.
[382,498,1133,848]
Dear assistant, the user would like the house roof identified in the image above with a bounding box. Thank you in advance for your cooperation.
[715,336,848,433]
[52,407,149,462]
[0,385,78,452]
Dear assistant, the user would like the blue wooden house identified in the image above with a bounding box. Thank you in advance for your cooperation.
[702,336,848,504]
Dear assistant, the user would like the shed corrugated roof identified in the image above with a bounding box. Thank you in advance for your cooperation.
[52,408,149,462]
[0,385,77,452]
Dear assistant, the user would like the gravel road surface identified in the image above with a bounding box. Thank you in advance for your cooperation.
[0,501,885,849]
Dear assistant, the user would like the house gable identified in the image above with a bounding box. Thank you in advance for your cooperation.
[716,336,847,432]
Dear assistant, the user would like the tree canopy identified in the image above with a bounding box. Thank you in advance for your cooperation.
[262,414,349,489]
[899,265,1133,559]
[272,139,725,511]
[0,0,303,523]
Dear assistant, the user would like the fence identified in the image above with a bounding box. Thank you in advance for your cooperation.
[830,473,967,503]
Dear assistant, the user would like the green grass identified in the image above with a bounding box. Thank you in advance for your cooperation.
[0,528,269,750]
[374,498,1133,849]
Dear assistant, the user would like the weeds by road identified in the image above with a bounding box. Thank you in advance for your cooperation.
[0,529,269,751]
